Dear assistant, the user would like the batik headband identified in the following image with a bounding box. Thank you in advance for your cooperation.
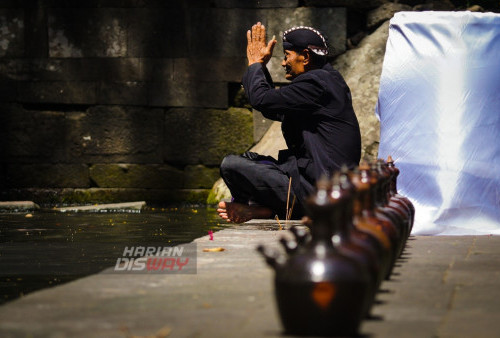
[283,26,329,56]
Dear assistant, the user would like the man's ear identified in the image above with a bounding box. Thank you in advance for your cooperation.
[301,49,311,66]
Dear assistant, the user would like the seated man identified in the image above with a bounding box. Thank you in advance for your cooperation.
[217,22,361,223]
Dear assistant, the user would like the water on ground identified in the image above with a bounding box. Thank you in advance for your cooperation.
[0,207,227,305]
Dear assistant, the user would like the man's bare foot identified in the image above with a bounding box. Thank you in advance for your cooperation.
[217,201,273,223]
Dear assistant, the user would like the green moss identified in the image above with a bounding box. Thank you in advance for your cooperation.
[60,190,92,204]
[206,188,219,205]
[183,165,220,189]
[180,189,210,204]
[60,188,118,204]
[164,107,255,166]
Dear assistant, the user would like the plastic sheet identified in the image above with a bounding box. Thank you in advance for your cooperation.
[375,11,500,235]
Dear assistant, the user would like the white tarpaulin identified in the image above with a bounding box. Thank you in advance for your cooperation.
[376,11,500,235]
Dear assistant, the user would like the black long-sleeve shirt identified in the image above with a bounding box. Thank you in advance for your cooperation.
[242,62,361,185]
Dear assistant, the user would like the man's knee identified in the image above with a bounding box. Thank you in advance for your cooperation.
[220,154,247,177]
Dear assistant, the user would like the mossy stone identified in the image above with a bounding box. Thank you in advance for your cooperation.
[184,165,220,189]
[89,164,184,189]
[164,107,254,166]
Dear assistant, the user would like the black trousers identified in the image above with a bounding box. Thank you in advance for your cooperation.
[219,154,306,219]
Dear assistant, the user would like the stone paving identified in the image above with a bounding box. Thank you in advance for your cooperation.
[0,220,499,337]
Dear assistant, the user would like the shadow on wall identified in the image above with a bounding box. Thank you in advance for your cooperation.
[0,1,261,202]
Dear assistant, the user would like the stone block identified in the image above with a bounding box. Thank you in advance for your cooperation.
[142,58,174,82]
[413,0,455,11]
[0,187,210,205]
[127,8,188,57]
[367,3,412,29]
[145,0,210,7]
[0,104,66,163]
[97,81,148,105]
[0,78,17,101]
[163,107,254,166]
[4,164,89,188]
[102,58,145,81]
[0,59,72,81]
[213,0,298,8]
[0,164,5,189]
[40,0,208,8]
[30,58,143,82]
[0,9,24,57]
[66,105,163,163]
[183,165,220,189]
[89,164,184,189]
[140,0,209,7]
[149,80,227,109]
[0,201,39,211]
[24,6,48,58]
[0,59,142,85]
[0,0,21,7]
[17,81,97,104]
[41,0,147,7]
[189,8,260,58]
[76,58,143,81]
[172,57,247,83]
[303,0,388,9]
[0,59,41,81]
[0,57,140,83]
[189,7,346,57]
[48,8,128,57]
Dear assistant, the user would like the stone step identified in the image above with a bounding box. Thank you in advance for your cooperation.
[52,201,147,213]
[0,201,40,212]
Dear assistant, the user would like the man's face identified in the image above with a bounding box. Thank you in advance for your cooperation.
[282,49,305,80]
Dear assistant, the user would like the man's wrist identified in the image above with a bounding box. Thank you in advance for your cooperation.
[248,60,264,66]
[249,58,271,66]
[248,61,264,69]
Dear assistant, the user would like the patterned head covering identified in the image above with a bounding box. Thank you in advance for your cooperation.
[283,26,329,56]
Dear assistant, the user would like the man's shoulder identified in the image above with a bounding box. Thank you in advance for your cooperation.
[295,64,346,89]
[298,64,340,80]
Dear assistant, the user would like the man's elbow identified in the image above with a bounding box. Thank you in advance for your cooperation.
[249,97,264,111]
[249,92,272,111]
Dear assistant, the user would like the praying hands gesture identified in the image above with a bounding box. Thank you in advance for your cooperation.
[246,22,277,66]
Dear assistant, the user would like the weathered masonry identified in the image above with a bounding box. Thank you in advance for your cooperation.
[0,0,347,205]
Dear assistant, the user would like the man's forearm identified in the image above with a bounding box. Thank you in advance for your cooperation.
[243,63,283,121]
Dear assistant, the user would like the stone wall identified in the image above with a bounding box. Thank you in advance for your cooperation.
[0,0,347,205]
